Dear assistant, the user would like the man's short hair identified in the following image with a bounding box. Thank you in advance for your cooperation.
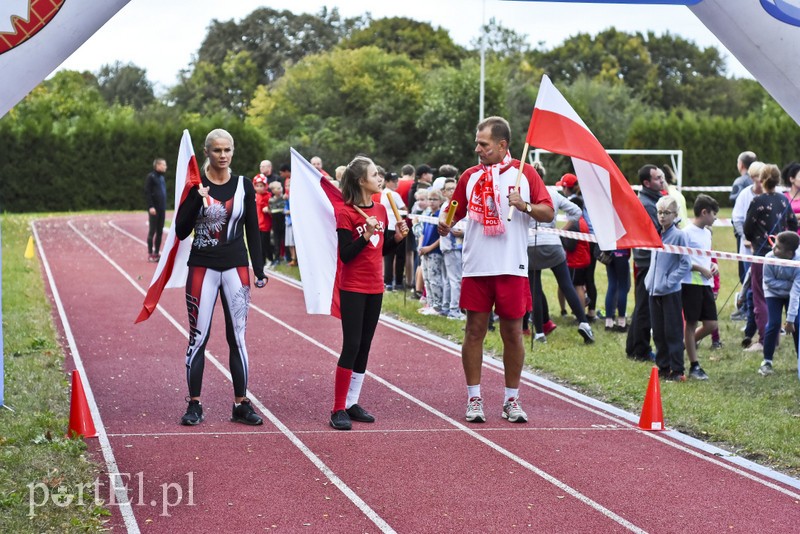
[738,151,757,171]
[438,164,459,178]
[693,194,719,216]
[153,158,166,168]
[476,116,510,144]
[638,164,658,185]
[279,163,291,173]
[416,164,433,178]
[401,164,415,176]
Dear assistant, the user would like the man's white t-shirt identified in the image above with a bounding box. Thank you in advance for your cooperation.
[449,160,551,277]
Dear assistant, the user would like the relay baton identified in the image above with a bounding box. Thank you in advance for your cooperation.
[386,194,408,237]
[445,200,458,226]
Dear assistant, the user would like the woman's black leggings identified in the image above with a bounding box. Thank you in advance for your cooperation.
[338,290,383,373]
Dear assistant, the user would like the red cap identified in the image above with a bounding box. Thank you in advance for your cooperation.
[253,174,268,185]
[556,173,578,188]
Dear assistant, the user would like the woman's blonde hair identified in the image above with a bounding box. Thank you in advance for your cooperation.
[202,128,235,174]
[761,163,781,192]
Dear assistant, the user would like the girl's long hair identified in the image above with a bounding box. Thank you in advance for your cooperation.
[340,156,373,205]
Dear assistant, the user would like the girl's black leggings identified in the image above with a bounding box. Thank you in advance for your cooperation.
[338,290,383,373]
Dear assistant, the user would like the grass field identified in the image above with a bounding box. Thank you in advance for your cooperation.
[0,214,108,532]
[1,209,799,530]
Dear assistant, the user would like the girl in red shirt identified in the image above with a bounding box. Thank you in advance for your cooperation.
[330,156,408,430]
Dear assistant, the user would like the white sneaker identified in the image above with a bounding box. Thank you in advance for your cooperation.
[758,360,774,376]
[578,322,595,344]
[465,396,486,423]
[418,306,438,316]
[744,342,764,353]
[502,397,528,423]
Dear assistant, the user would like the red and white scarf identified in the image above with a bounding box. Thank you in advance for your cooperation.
[468,152,513,236]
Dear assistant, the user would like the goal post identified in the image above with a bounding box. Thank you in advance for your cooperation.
[531,148,684,189]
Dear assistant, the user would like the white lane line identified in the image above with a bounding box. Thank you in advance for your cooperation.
[66,220,396,534]
[32,221,141,534]
[269,269,800,497]
[245,304,647,533]
[103,217,643,531]
[107,427,634,438]
[109,219,800,507]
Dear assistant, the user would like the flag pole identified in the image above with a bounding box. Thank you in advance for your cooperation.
[506,142,530,222]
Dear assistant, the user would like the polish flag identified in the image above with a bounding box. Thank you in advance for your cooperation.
[135,130,200,323]
[526,75,661,251]
[289,148,343,317]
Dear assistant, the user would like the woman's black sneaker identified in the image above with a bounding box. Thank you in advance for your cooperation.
[231,399,263,425]
[181,400,204,426]
[330,410,352,430]
[346,404,375,423]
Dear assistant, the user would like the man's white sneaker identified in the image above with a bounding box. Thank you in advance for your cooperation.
[465,396,486,423]
[502,397,528,423]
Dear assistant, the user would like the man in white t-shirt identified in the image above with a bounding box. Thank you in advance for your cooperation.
[437,116,553,424]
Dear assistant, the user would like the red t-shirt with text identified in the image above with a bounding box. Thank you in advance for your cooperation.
[336,203,388,294]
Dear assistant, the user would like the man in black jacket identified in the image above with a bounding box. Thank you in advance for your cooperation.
[626,164,664,361]
[144,158,168,262]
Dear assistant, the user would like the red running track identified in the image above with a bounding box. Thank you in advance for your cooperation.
[32,213,800,533]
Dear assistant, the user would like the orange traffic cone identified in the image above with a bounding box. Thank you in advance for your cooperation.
[638,366,664,431]
[66,370,97,438]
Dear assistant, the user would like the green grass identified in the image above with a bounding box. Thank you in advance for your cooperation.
[284,208,800,476]
[0,214,109,532]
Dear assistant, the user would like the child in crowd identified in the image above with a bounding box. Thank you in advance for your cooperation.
[440,178,466,320]
[759,231,800,376]
[563,196,591,317]
[330,156,408,430]
[645,196,692,381]
[268,181,286,266]
[681,194,720,381]
[418,190,445,315]
[284,178,297,266]
[411,189,430,300]
[253,175,274,266]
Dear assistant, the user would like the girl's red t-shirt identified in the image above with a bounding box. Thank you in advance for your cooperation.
[336,202,388,294]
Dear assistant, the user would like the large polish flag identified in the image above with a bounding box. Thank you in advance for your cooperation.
[135,130,200,323]
[527,75,662,251]
[0,0,131,118]
[290,148,344,317]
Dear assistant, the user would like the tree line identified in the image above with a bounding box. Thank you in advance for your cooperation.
[1,7,798,212]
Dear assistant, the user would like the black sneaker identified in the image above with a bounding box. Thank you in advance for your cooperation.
[181,399,203,426]
[330,409,352,430]
[346,404,375,423]
[231,399,263,425]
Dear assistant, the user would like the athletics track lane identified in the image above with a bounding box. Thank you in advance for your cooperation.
[35,213,800,533]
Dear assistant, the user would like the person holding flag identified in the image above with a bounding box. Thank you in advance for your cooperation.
[330,156,408,431]
[438,116,553,424]
[174,128,267,427]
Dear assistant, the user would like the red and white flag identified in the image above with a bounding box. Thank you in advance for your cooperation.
[0,0,131,118]
[289,148,344,318]
[135,130,200,323]
[527,75,662,251]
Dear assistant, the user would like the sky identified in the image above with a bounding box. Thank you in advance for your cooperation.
[55,0,750,92]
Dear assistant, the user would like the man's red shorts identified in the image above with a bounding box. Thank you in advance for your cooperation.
[460,275,532,320]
